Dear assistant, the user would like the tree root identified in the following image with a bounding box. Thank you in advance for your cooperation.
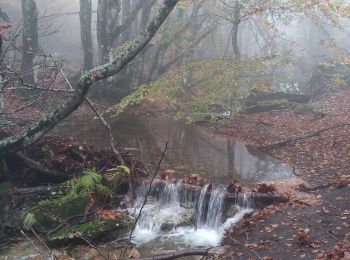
[138,249,208,260]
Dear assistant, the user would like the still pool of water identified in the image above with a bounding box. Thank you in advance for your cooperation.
[59,114,296,184]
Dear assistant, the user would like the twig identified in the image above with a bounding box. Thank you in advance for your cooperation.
[30,227,54,260]
[51,54,125,165]
[138,249,209,260]
[260,123,350,149]
[20,229,47,259]
[25,196,111,260]
[121,137,168,258]
[300,219,350,252]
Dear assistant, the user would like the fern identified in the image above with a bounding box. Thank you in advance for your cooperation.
[68,168,105,196]
[22,212,36,230]
[105,166,130,193]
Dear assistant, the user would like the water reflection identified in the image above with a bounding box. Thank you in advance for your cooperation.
[59,114,295,183]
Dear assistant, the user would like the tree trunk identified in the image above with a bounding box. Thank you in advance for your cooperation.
[232,1,241,60]
[121,0,131,43]
[0,0,180,155]
[97,0,121,64]
[0,34,3,113]
[79,0,93,71]
[21,0,38,85]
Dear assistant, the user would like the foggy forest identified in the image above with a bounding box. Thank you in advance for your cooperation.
[1,0,350,259]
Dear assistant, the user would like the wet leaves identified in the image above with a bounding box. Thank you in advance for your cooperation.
[96,209,128,220]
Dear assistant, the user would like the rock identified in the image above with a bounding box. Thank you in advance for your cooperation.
[48,216,133,245]
[160,209,194,231]
[224,204,239,219]
[22,194,90,233]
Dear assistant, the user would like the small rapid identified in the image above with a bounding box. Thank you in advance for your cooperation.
[130,181,253,248]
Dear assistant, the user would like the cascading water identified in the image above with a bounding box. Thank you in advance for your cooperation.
[131,181,254,249]
[196,183,210,227]
[206,186,226,229]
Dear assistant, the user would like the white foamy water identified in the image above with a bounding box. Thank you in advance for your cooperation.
[129,182,253,248]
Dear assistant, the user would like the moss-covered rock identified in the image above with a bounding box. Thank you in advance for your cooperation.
[48,217,133,245]
[160,209,194,231]
[22,194,90,233]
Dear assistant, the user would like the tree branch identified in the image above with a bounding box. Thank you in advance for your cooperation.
[260,123,350,150]
[0,0,180,155]
[138,249,209,260]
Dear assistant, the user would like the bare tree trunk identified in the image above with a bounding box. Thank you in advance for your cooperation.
[79,0,93,71]
[21,0,38,85]
[121,0,131,43]
[97,0,121,64]
[232,1,241,60]
[0,0,180,155]
[0,9,10,114]
[0,33,3,113]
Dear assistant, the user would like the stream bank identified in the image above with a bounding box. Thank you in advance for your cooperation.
[215,90,350,259]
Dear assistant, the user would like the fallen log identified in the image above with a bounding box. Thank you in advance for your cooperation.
[15,152,66,179]
[245,92,311,106]
[138,249,208,260]
[12,185,54,195]
[260,123,350,149]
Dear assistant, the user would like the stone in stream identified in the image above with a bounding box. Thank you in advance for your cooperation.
[160,209,195,231]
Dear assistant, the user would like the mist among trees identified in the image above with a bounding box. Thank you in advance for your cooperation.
[1,0,350,259]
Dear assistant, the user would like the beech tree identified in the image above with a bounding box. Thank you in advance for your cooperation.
[21,0,38,85]
[79,0,93,71]
[0,0,180,155]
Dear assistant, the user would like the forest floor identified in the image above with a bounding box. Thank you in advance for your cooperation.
[215,90,350,259]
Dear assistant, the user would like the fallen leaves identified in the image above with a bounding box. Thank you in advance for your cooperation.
[298,228,321,248]
[96,209,128,220]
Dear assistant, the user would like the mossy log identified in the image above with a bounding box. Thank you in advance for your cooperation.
[48,217,133,245]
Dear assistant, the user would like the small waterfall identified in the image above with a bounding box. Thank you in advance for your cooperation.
[237,192,254,209]
[196,184,210,227]
[160,182,179,205]
[206,186,226,229]
[131,180,254,247]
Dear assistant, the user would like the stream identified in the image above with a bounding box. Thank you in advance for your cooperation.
[61,114,296,184]
[1,115,296,259]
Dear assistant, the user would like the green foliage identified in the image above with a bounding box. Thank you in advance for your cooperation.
[107,58,273,122]
[21,194,90,232]
[67,168,111,198]
[22,212,36,230]
[105,165,130,193]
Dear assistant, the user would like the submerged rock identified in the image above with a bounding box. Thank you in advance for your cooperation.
[48,217,133,245]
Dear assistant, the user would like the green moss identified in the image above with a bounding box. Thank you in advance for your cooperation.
[48,217,133,245]
[22,194,90,233]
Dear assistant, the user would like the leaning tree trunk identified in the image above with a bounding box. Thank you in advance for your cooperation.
[79,0,93,71]
[232,1,241,60]
[21,0,38,85]
[0,0,180,155]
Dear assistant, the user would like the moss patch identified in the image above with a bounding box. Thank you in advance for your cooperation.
[48,217,133,245]
[22,194,90,233]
